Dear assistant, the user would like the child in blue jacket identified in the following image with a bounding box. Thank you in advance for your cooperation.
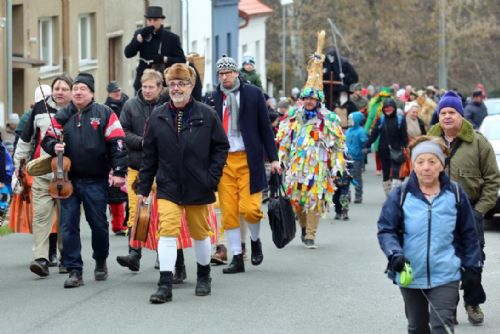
[345,111,367,203]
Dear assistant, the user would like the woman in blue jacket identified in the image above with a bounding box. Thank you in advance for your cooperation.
[377,136,482,334]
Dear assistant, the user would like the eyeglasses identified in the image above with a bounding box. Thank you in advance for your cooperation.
[167,81,191,89]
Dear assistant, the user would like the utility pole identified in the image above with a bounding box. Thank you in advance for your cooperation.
[438,0,447,90]
[281,0,293,97]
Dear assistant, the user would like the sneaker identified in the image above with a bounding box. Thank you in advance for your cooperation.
[465,304,484,325]
[334,213,342,220]
[64,270,84,288]
[30,258,49,277]
[303,239,318,249]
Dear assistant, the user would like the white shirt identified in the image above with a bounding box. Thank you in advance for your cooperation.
[223,92,246,152]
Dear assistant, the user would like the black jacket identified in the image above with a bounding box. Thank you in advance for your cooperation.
[104,93,129,118]
[41,101,128,180]
[119,91,168,170]
[124,26,186,91]
[213,81,279,193]
[464,101,488,129]
[137,100,229,205]
[366,100,408,160]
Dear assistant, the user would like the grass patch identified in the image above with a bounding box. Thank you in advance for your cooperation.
[0,224,12,237]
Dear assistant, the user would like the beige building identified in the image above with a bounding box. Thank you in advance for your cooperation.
[0,0,181,124]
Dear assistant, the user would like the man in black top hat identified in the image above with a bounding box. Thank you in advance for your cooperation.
[124,6,186,92]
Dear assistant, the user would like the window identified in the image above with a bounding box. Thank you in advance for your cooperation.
[79,13,96,67]
[39,17,58,72]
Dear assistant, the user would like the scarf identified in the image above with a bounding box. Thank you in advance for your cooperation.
[406,115,422,139]
[220,77,241,136]
[303,108,318,122]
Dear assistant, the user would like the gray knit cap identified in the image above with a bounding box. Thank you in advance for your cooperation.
[216,54,238,73]
[411,140,446,166]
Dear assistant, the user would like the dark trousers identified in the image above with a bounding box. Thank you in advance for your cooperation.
[381,157,402,182]
[350,160,363,200]
[400,281,459,334]
[333,185,349,214]
[60,179,109,272]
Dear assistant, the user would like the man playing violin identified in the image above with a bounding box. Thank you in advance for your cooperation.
[42,72,127,288]
[14,75,73,277]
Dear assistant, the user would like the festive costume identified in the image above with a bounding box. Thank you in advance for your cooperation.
[277,31,346,248]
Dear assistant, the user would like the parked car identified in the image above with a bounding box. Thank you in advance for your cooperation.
[484,98,500,116]
[479,114,500,217]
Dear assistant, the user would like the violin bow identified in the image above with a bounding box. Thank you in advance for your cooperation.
[37,79,63,143]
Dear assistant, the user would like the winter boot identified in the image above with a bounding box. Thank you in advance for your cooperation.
[150,271,173,304]
[48,233,58,267]
[116,248,141,272]
[250,239,264,266]
[465,304,484,325]
[195,263,212,296]
[173,249,186,284]
[94,259,108,281]
[210,244,227,265]
[64,270,83,288]
[335,212,342,220]
[222,254,245,274]
[382,180,393,197]
[342,209,349,220]
[392,179,402,190]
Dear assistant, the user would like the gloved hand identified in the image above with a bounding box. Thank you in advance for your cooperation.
[141,25,155,39]
[461,267,481,290]
[389,255,409,272]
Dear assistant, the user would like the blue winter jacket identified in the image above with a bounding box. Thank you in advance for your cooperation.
[377,172,482,289]
[345,111,367,161]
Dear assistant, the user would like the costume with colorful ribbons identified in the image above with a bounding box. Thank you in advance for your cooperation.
[277,106,346,214]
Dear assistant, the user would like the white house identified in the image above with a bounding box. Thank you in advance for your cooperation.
[238,0,273,91]
[182,0,213,93]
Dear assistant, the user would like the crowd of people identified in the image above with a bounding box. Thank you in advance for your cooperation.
[1,5,500,334]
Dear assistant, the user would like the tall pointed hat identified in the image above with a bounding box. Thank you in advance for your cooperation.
[300,30,326,102]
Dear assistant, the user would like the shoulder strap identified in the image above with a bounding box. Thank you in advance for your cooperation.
[399,179,410,207]
[450,180,461,207]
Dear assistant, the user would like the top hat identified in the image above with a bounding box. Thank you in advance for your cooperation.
[145,6,165,19]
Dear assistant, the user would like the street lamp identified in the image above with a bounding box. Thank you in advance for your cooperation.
[281,0,293,97]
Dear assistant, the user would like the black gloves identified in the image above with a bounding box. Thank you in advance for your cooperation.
[462,267,486,305]
[389,255,409,272]
[141,25,155,39]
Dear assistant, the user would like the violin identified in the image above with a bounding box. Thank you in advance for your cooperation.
[48,139,73,199]
[133,195,152,242]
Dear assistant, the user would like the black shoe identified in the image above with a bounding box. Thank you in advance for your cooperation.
[150,271,173,304]
[250,239,264,266]
[116,251,141,272]
[48,253,58,267]
[195,263,212,296]
[30,258,49,277]
[334,213,342,220]
[64,270,83,288]
[222,254,245,274]
[173,265,187,284]
[94,259,108,281]
[342,210,349,220]
[354,198,362,204]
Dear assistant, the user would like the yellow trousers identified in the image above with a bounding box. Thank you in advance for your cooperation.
[157,199,211,240]
[218,152,263,230]
[126,168,139,228]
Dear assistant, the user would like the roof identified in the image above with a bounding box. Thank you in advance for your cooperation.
[239,0,273,17]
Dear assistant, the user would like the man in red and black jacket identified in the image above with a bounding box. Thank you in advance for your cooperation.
[42,72,127,289]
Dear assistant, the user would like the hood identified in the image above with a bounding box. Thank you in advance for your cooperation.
[350,111,364,127]
[382,98,398,118]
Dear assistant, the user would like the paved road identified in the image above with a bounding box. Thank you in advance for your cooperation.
[1,161,500,334]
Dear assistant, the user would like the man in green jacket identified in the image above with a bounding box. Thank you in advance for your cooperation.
[428,91,500,326]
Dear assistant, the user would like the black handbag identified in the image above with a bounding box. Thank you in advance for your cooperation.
[267,172,296,249]
[389,147,406,164]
